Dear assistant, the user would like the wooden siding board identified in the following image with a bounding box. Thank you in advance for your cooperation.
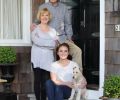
[105,25,120,38]
[105,0,120,78]
[112,51,120,64]
[105,50,114,64]
[105,64,120,75]
[118,38,120,49]
[0,84,4,92]
[105,0,113,12]
[105,25,114,37]
[106,12,120,24]
[105,38,118,50]
[105,50,120,64]
[21,83,32,93]
[12,83,21,93]
[32,0,44,22]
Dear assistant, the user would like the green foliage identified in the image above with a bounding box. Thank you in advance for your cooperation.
[104,75,120,98]
[0,47,16,63]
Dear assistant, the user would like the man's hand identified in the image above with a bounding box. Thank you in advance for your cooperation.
[65,39,74,45]
[30,23,37,32]
[68,39,74,43]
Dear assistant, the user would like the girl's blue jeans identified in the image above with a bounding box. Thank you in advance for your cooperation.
[46,79,72,100]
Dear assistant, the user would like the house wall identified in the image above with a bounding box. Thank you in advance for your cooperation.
[0,0,44,100]
[12,47,32,100]
[105,0,120,75]
[0,47,32,100]
[1,0,120,100]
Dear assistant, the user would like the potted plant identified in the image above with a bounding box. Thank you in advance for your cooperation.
[0,47,16,64]
[0,46,17,93]
[101,75,120,100]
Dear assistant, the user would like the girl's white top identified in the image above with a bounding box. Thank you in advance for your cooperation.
[50,61,79,82]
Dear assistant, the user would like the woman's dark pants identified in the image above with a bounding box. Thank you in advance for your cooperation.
[33,68,50,100]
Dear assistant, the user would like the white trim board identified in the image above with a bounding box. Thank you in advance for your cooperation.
[87,0,105,99]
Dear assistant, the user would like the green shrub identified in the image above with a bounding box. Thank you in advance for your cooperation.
[0,47,16,63]
[104,75,120,98]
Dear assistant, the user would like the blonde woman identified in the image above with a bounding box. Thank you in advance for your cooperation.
[31,8,59,100]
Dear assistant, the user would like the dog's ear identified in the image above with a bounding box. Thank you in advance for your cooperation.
[73,66,77,69]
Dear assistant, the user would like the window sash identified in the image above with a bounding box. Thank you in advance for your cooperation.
[0,0,31,46]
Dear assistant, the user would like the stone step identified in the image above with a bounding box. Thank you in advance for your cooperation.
[27,94,36,100]
[27,94,68,100]
[27,94,49,100]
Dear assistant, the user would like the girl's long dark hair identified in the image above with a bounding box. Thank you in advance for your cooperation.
[56,43,72,60]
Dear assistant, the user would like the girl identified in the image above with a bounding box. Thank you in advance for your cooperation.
[46,43,87,100]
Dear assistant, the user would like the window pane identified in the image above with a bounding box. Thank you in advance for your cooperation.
[2,0,22,39]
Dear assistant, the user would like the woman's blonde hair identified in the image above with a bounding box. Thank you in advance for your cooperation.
[37,8,52,22]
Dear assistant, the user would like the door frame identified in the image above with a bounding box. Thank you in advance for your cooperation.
[87,0,105,99]
[45,0,105,99]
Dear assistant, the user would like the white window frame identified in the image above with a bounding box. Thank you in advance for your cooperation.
[0,0,31,46]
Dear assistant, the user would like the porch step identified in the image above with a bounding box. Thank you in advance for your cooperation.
[87,84,99,90]
[27,94,36,100]
[27,94,49,100]
[27,94,68,100]
[27,93,92,100]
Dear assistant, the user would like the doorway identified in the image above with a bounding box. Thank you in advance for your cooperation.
[71,0,100,90]
[61,0,100,90]
[60,0,105,99]
[45,0,105,99]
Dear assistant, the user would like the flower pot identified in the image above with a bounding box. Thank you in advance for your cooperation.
[0,63,16,93]
[99,96,120,100]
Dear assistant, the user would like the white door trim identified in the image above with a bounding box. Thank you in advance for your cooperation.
[87,0,105,99]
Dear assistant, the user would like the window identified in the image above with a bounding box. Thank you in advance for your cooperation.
[113,0,120,11]
[0,0,31,46]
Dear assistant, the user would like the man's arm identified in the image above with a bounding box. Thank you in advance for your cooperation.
[30,3,46,32]
[30,23,37,32]
[64,6,73,41]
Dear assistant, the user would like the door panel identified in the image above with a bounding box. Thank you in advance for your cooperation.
[71,0,100,90]
[49,0,102,99]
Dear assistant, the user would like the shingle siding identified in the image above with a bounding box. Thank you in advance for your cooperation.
[105,0,120,76]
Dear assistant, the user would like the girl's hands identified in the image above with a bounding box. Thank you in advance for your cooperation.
[65,82,74,88]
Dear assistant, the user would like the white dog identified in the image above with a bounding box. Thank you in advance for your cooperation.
[69,66,87,100]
